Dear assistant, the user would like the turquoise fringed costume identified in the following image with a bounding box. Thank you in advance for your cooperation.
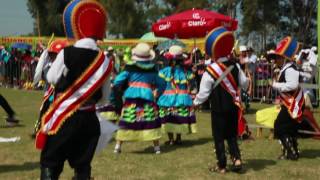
[157,65,197,134]
[114,62,164,141]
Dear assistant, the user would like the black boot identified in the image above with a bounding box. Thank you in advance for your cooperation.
[72,166,92,180]
[278,144,287,160]
[227,138,242,172]
[279,136,298,160]
[292,137,299,158]
[214,140,227,169]
[40,167,62,180]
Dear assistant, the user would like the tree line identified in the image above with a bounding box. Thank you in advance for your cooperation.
[27,0,317,51]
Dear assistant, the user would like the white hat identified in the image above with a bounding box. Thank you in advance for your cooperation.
[168,45,183,56]
[107,46,114,51]
[131,43,155,61]
[239,45,247,52]
[267,49,275,54]
[164,45,187,60]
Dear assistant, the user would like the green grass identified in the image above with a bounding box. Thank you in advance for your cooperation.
[0,87,320,180]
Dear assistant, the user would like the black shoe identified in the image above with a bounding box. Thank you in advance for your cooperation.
[6,117,19,127]
[231,158,242,172]
[164,140,174,145]
[209,165,226,174]
[6,116,19,123]
[174,139,182,145]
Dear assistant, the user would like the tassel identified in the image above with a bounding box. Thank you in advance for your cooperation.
[35,131,48,150]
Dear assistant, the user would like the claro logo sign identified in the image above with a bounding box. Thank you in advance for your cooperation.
[188,13,206,27]
[159,22,171,31]
[192,13,200,19]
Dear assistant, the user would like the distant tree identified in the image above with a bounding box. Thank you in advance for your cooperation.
[27,0,69,36]
[209,0,241,18]
[241,0,279,51]
[163,0,210,13]
[100,0,147,38]
[278,0,317,47]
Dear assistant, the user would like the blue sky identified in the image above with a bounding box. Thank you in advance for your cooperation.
[0,0,33,36]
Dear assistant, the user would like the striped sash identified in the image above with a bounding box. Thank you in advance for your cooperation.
[280,88,304,120]
[39,85,55,111]
[206,63,241,107]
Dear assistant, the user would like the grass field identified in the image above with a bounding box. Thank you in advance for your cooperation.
[0,87,320,180]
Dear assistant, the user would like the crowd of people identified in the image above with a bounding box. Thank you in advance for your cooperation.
[0,44,43,89]
[1,39,318,109]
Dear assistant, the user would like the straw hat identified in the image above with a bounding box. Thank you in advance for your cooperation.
[164,45,187,60]
[169,45,183,56]
[131,43,155,61]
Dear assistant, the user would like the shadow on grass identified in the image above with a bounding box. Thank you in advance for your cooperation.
[245,159,276,171]
[0,162,39,174]
[0,124,26,128]
[244,108,259,115]
[132,137,212,154]
[301,149,320,159]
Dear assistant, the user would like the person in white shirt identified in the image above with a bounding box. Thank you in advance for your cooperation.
[247,47,257,74]
[37,1,112,179]
[269,36,304,161]
[194,27,248,174]
[297,48,318,109]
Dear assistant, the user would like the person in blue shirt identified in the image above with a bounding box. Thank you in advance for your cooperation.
[113,43,164,154]
[157,45,197,145]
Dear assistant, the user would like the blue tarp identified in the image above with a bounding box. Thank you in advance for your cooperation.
[11,42,32,50]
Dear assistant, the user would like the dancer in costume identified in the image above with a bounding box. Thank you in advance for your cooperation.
[157,45,196,145]
[194,27,248,173]
[269,37,304,160]
[36,1,113,179]
[113,43,162,154]
[32,39,68,137]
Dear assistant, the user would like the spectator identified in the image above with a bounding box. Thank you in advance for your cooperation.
[239,45,247,65]
[247,47,258,74]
